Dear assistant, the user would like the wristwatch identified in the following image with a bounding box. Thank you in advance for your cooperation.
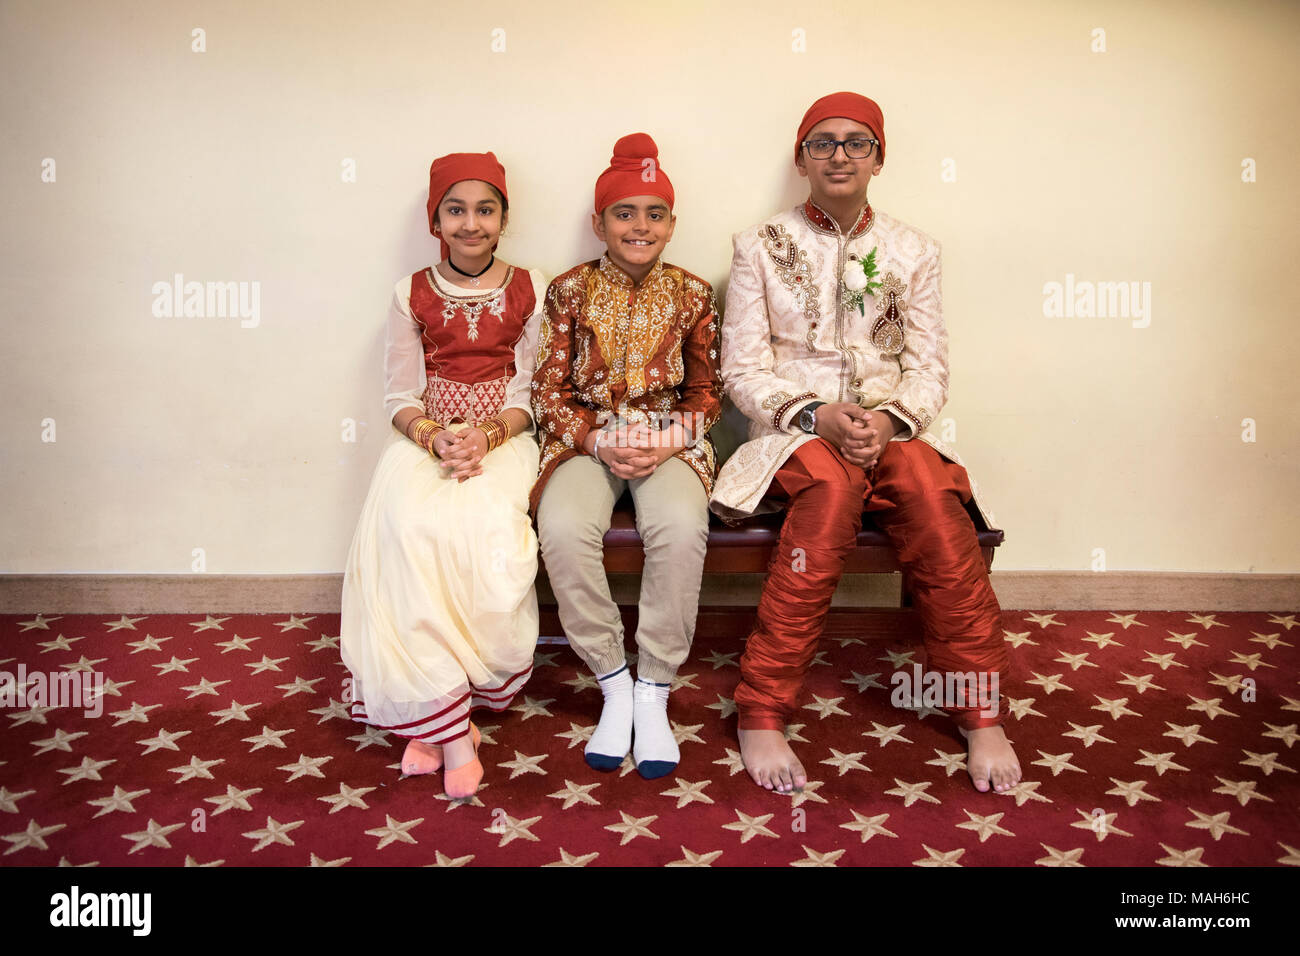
[798,401,826,435]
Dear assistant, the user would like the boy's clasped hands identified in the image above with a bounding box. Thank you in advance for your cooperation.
[588,420,684,480]
[814,402,897,470]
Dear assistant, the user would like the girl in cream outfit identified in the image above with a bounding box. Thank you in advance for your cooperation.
[341,153,543,799]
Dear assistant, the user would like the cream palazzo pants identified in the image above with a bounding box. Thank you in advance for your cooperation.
[536,454,709,683]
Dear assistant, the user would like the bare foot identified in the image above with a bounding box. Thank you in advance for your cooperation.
[738,728,807,794]
[401,739,442,775]
[959,725,1021,793]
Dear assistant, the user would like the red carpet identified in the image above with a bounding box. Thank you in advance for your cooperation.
[1,609,1297,866]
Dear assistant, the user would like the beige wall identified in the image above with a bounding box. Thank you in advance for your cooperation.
[1,0,1296,574]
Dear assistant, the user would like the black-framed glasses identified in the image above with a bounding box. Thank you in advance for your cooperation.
[802,137,878,160]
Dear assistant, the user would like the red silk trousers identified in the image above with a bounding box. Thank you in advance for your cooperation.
[734,438,1007,732]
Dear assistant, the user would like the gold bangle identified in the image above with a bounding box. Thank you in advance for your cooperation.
[408,416,443,454]
[426,422,445,453]
[476,416,508,452]
[409,416,438,437]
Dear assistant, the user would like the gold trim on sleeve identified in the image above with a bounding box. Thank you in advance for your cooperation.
[772,391,817,430]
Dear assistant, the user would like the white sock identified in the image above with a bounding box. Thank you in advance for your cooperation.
[633,677,679,779]
[584,664,633,771]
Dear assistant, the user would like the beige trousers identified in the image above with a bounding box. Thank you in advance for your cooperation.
[536,454,709,683]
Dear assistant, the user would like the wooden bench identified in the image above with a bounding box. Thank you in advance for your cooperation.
[598,496,1004,604]
[538,493,1005,643]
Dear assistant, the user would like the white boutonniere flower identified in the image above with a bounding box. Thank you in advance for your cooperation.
[841,247,882,315]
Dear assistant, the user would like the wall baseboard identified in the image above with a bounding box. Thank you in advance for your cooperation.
[0,571,1293,614]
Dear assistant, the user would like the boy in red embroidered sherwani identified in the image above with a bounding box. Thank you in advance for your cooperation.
[711,93,1022,794]
[532,133,722,779]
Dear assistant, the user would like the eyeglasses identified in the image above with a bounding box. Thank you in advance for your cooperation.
[802,137,878,160]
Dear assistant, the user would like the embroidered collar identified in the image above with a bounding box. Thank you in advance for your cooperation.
[801,198,874,239]
[426,264,514,300]
[598,254,663,288]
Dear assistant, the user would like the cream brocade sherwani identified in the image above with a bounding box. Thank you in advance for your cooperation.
[710,200,995,526]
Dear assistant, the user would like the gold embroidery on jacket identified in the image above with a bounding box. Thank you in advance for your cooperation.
[582,259,677,401]
[425,266,512,342]
[762,224,821,350]
[871,271,907,355]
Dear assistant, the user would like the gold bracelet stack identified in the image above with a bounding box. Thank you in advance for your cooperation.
[476,416,509,452]
[407,416,444,455]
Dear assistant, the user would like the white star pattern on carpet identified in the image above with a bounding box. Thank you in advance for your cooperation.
[0,609,1296,866]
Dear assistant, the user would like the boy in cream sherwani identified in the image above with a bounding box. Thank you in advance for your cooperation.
[711,92,1021,796]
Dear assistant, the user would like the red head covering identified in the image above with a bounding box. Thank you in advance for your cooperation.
[426,151,509,261]
[795,92,886,165]
[593,133,675,215]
